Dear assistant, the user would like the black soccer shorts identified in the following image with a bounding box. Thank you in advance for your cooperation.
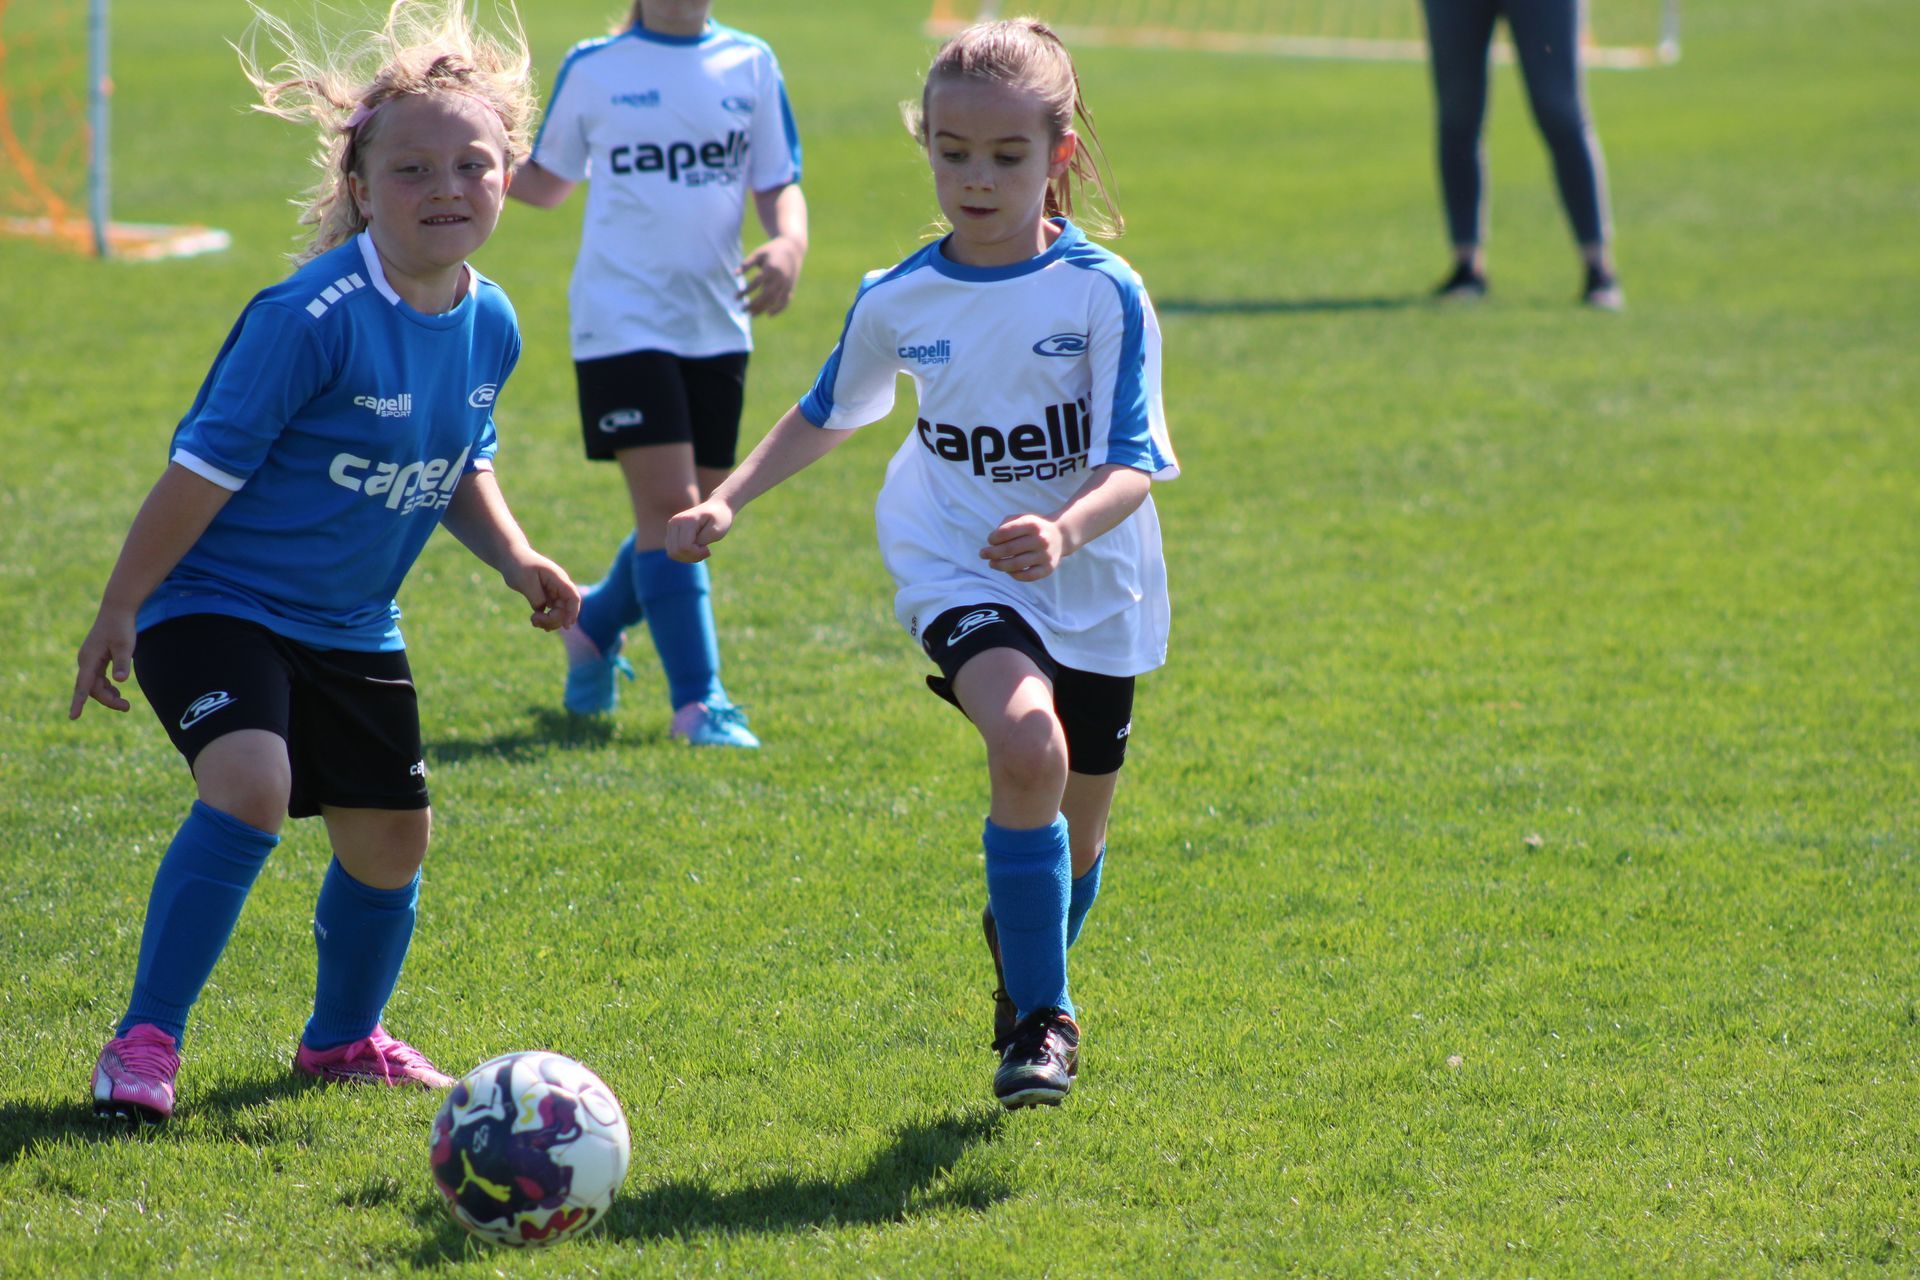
[575,349,750,470]
[134,613,429,817]
[918,602,1136,776]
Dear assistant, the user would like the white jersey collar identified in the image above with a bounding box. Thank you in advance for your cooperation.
[355,231,474,311]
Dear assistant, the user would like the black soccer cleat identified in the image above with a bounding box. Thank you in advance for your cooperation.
[1582,263,1625,311]
[1433,260,1488,302]
[992,1006,1079,1110]
[980,904,1017,1045]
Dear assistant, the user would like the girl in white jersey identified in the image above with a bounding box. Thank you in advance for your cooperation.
[511,0,808,746]
[667,20,1177,1110]
[69,1,579,1124]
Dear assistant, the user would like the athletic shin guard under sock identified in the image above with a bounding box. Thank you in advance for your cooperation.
[575,532,644,654]
[632,548,724,710]
[303,860,420,1050]
[121,801,281,1045]
[1066,847,1104,949]
[982,815,1073,1019]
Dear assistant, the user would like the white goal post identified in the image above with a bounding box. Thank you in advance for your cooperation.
[926,1,1681,70]
[0,0,229,260]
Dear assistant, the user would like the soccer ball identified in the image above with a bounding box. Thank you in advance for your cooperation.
[429,1051,630,1247]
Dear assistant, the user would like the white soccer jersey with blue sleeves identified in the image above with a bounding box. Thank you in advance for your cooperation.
[799,220,1178,677]
[138,232,517,652]
[532,21,803,360]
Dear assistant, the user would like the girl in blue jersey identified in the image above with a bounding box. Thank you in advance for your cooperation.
[68,1,578,1124]
[510,0,808,747]
[667,20,1177,1109]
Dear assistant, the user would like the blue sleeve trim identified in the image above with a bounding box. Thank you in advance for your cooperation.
[776,78,803,184]
[797,249,934,426]
[532,35,619,158]
[1068,246,1156,468]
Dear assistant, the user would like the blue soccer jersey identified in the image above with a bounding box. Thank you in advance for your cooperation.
[800,220,1178,677]
[137,233,519,651]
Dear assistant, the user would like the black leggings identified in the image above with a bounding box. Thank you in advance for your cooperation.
[1421,0,1612,248]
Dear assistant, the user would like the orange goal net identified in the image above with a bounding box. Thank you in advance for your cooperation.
[0,0,228,260]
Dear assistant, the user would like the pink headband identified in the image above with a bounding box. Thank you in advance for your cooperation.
[342,90,508,135]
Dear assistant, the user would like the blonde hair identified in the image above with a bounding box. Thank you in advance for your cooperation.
[237,1,536,262]
[908,17,1122,237]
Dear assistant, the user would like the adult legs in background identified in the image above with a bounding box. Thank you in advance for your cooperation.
[1506,0,1622,304]
[1421,0,1502,289]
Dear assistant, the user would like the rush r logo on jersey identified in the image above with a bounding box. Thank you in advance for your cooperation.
[916,397,1092,483]
[467,384,498,408]
[1032,332,1088,357]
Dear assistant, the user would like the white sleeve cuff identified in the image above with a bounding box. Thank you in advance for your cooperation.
[171,448,247,491]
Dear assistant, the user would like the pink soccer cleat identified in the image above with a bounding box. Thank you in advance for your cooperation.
[93,1024,181,1124]
[293,1025,454,1089]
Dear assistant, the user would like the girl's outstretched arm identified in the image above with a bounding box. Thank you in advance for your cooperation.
[981,463,1153,583]
[442,469,581,631]
[70,465,236,719]
[665,405,851,562]
[505,159,575,208]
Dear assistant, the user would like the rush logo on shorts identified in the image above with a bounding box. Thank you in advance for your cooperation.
[180,691,235,730]
[916,398,1091,483]
[946,607,1002,646]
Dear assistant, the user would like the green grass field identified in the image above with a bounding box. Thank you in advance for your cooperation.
[2,0,1916,1274]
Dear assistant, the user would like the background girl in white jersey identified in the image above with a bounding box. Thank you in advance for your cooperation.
[666,19,1177,1110]
[510,0,808,746]
[69,0,579,1124]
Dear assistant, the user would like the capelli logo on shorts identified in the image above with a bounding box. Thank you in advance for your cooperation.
[1032,333,1088,357]
[1116,721,1132,740]
[179,691,235,731]
[598,408,645,433]
[467,383,498,409]
[947,608,1001,646]
[409,760,428,779]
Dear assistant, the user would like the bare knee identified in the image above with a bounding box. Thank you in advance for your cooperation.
[985,708,1069,800]
[633,472,698,528]
[192,731,290,833]
[327,807,432,890]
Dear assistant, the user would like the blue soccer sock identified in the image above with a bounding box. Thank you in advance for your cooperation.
[304,860,419,1051]
[574,532,644,654]
[631,548,724,710]
[983,815,1073,1020]
[121,801,281,1045]
[1066,846,1105,949]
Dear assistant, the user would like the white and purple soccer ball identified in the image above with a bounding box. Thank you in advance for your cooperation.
[429,1050,630,1247]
